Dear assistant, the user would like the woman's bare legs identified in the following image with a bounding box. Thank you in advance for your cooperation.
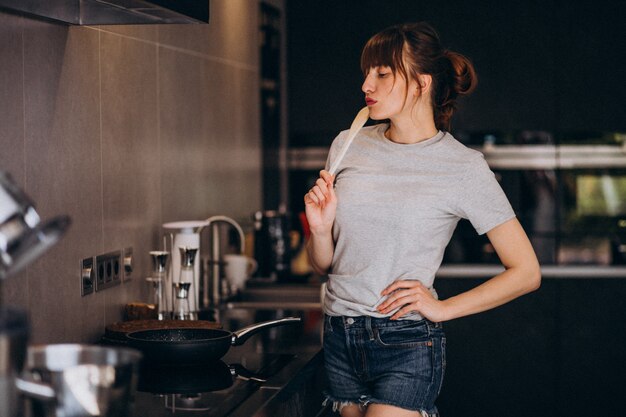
[340,403,365,417]
[365,403,428,417]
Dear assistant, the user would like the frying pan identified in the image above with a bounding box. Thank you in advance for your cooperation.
[126,317,300,365]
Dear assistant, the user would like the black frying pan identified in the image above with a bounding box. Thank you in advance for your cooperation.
[126,317,300,365]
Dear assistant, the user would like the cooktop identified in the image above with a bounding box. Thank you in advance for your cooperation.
[131,350,295,417]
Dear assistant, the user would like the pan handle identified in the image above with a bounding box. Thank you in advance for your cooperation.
[231,317,301,346]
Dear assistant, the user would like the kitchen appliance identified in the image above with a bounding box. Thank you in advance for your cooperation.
[0,0,210,25]
[163,221,207,317]
[17,344,142,417]
[252,210,292,281]
[132,350,297,416]
[125,317,301,365]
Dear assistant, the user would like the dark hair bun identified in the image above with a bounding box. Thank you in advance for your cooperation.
[444,50,478,96]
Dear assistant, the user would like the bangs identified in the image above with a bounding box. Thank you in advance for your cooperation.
[360,28,407,76]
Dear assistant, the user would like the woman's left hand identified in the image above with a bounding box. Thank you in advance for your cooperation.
[377,280,448,322]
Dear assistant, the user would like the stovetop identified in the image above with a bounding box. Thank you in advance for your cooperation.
[131,350,295,417]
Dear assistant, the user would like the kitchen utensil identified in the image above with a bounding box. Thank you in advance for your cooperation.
[0,171,71,280]
[171,247,198,319]
[148,251,169,319]
[16,344,142,417]
[0,308,28,417]
[172,282,192,320]
[125,317,301,365]
[328,106,370,175]
[103,319,222,344]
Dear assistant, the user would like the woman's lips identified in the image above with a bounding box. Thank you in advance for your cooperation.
[365,98,377,106]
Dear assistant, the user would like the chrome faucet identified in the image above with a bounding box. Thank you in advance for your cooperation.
[202,215,245,307]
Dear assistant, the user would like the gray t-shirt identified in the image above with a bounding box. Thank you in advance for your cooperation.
[323,123,516,319]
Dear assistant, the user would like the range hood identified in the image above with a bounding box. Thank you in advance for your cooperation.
[0,0,209,25]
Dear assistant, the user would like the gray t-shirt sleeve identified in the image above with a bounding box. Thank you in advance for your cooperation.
[452,155,516,235]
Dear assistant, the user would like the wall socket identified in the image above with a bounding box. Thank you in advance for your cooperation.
[122,247,133,281]
[80,247,133,295]
[95,250,122,292]
[81,257,94,296]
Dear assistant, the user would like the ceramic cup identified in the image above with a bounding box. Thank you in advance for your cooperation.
[223,254,258,291]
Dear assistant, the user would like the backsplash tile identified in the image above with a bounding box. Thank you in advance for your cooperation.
[100,31,160,306]
[0,13,25,185]
[23,24,104,343]
[0,0,266,344]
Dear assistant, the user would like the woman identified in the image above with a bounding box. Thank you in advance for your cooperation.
[304,22,541,417]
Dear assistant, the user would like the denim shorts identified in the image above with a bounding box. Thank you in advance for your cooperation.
[323,315,446,416]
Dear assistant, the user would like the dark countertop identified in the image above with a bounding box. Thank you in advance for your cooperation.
[130,306,326,417]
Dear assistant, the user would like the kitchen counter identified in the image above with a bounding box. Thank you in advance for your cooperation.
[130,306,327,417]
[437,264,626,278]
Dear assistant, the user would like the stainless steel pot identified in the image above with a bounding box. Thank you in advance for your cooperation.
[17,344,142,417]
[0,308,28,417]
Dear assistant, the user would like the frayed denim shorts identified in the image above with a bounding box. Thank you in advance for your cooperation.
[322,315,445,416]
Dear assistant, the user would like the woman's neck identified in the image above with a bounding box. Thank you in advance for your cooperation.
[385,118,438,144]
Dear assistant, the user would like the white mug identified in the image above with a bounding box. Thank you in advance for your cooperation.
[223,254,258,291]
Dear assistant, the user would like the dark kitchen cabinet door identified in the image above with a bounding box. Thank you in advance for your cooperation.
[435,278,626,417]
[436,279,559,417]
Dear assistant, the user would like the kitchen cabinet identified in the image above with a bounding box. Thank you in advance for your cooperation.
[435,277,626,417]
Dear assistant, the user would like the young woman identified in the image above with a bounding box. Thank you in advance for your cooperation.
[304,22,541,417]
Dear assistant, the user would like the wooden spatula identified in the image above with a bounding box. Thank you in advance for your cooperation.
[328,106,370,175]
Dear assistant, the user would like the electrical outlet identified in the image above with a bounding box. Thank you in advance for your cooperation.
[95,250,122,292]
[81,257,94,296]
[123,247,133,281]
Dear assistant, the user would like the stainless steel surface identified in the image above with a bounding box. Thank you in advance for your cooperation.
[179,247,198,269]
[203,216,246,308]
[122,247,132,281]
[0,308,28,417]
[436,264,626,278]
[231,317,302,346]
[172,282,193,320]
[148,251,169,319]
[18,344,141,417]
[226,301,322,310]
[0,171,70,280]
[225,284,322,310]
[288,144,626,171]
[149,251,168,274]
[0,0,209,25]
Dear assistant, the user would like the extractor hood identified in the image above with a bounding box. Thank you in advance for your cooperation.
[0,0,210,25]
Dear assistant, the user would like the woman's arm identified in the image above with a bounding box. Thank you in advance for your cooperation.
[304,170,337,275]
[377,218,541,321]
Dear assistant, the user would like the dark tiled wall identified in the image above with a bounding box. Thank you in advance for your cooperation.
[0,0,263,344]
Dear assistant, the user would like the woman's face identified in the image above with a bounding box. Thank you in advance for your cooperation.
[362,66,417,120]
